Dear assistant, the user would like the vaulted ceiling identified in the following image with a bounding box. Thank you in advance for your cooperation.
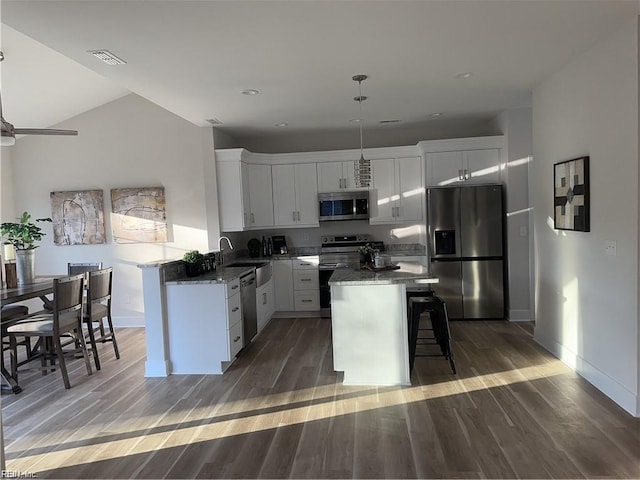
[1,1,638,138]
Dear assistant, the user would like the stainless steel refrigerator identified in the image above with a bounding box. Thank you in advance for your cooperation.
[427,184,505,319]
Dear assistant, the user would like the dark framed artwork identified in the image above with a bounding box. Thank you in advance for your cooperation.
[554,156,590,232]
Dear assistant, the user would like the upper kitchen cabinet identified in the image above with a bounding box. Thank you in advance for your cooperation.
[216,150,274,231]
[272,163,319,227]
[317,161,369,193]
[427,149,502,186]
[370,156,424,224]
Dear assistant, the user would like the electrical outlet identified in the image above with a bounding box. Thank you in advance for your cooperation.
[604,240,617,256]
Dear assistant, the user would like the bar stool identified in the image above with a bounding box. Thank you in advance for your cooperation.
[407,295,456,374]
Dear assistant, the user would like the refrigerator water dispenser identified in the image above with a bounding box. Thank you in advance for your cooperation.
[435,230,456,255]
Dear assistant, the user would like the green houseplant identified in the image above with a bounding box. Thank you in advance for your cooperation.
[358,243,379,266]
[183,250,204,277]
[1,211,52,285]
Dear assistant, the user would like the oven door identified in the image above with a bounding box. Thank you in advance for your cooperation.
[319,268,335,316]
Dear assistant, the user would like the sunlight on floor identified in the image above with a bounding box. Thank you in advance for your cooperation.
[7,361,572,472]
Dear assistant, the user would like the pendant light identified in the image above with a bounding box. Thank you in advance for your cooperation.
[353,74,371,188]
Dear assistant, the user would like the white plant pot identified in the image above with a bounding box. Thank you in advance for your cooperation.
[16,249,36,285]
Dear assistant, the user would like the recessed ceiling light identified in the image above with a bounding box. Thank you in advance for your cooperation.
[379,119,401,124]
[430,113,443,117]
[241,89,260,96]
[349,119,362,123]
[455,72,473,79]
[87,49,126,65]
[275,122,288,127]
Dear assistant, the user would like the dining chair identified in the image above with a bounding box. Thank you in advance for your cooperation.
[1,305,32,374]
[7,273,92,389]
[67,262,103,276]
[84,267,119,371]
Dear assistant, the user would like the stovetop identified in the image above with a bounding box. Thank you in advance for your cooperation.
[320,234,384,269]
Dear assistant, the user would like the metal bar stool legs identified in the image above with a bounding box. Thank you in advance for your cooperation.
[407,296,456,374]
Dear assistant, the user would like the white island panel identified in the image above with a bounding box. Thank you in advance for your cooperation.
[331,283,410,386]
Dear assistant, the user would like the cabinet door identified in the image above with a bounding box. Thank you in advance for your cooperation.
[295,163,319,226]
[273,260,294,311]
[246,164,274,227]
[463,149,501,184]
[317,162,344,193]
[272,164,297,226]
[370,158,396,223]
[256,283,268,332]
[427,151,464,187]
[396,156,424,222]
[216,161,246,232]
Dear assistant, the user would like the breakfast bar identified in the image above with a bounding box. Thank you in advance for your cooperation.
[329,262,438,386]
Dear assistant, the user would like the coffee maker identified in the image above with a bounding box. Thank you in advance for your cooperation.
[271,235,288,255]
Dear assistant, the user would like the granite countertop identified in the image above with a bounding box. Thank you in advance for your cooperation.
[164,266,254,285]
[328,262,438,286]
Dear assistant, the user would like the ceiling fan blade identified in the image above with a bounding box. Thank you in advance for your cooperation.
[13,128,78,136]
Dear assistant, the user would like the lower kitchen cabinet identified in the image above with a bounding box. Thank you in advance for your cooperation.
[273,256,320,313]
[257,278,275,333]
[166,278,243,374]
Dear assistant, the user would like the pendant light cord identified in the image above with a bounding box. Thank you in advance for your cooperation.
[358,79,364,159]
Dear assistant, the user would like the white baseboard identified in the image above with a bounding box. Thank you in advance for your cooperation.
[145,360,170,377]
[508,309,533,322]
[534,332,639,417]
[113,316,145,328]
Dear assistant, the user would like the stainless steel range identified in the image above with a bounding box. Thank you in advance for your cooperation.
[319,234,383,316]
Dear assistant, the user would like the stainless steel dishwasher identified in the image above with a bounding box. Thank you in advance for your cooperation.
[240,271,257,347]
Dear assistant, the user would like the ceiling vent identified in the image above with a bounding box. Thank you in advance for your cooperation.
[87,50,127,65]
[206,118,223,125]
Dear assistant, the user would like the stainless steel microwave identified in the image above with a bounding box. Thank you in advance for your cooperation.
[318,192,370,221]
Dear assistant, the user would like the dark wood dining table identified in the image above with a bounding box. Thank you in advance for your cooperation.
[1,276,61,393]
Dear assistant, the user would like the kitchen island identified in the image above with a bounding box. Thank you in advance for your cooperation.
[329,262,438,386]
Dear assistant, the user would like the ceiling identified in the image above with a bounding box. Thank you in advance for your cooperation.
[1,0,638,139]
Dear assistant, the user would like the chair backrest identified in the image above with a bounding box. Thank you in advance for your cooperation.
[87,267,113,305]
[53,274,85,334]
[67,262,103,276]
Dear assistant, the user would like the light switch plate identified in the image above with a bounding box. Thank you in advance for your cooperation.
[604,240,617,256]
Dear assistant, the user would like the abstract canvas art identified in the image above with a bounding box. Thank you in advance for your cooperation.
[554,156,590,232]
[50,190,106,245]
[111,187,168,243]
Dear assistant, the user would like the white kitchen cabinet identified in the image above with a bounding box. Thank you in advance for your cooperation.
[216,159,274,231]
[370,156,423,224]
[427,149,501,186]
[317,161,368,192]
[166,278,243,374]
[272,163,319,227]
[256,278,275,333]
[273,259,294,311]
[293,256,319,311]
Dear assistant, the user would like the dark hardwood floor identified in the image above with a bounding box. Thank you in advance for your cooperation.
[2,318,639,479]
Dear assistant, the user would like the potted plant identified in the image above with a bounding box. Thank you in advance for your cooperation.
[1,211,52,285]
[183,250,204,277]
[358,243,379,266]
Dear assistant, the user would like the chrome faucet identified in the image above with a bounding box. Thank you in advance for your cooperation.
[217,236,234,264]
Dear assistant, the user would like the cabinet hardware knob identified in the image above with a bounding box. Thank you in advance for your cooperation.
[232,307,239,312]
[232,285,238,290]
[234,336,241,342]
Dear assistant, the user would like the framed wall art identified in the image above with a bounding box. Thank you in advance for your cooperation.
[110,187,168,243]
[553,156,590,232]
[50,190,106,245]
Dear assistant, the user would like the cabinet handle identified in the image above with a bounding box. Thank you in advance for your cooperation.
[233,336,241,343]
[339,178,343,189]
[251,213,255,224]
[464,169,470,179]
[263,292,267,305]
[232,307,239,312]
[231,285,239,290]
[301,299,312,303]
[297,211,301,222]
[343,178,348,189]
[458,169,463,181]
[292,211,296,222]
[300,278,312,282]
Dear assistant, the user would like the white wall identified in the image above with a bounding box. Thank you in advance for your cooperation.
[0,146,15,222]
[532,17,639,415]
[495,108,534,320]
[9,94,217,326]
